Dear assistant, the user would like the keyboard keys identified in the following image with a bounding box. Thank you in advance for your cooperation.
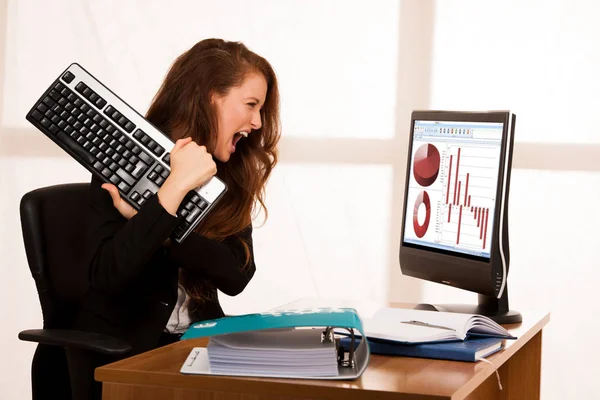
[105,105,135,133]
[117,181,131,193]
[56,131,94,163]
[124,121,135,132]
[62,71,75,83]
[133,129,165,157]
[131,162,148,179]
[116,168,136,186]
[138,151,153,165]
[185,207,201,223]
[31,110,43,121]
[152,145,165,157]
[76,82,107,110]
[148,164,169,186]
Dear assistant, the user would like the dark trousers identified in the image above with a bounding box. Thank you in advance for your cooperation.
[65,332,182,400]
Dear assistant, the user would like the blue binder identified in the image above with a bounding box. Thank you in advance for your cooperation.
[341,336,503,362]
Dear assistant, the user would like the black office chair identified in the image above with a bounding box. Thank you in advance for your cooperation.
[18,183,131,400]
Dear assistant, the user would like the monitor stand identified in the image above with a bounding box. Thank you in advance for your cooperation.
[414,286,522,325]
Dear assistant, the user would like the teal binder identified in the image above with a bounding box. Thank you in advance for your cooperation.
[179,307,370,380]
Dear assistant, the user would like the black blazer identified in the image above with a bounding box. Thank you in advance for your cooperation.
[72,176,255,355]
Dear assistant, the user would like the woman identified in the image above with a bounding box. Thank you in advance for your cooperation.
[67,38,280,400]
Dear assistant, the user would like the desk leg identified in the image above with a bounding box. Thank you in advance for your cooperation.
[466,330,542,400]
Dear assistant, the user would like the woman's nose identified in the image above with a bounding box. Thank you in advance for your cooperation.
[251,110,262,130]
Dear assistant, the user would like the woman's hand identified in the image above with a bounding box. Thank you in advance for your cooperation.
[102,183,138,220]
[157,137,218,216]
[168,137,218,191]
[102,138,216,219]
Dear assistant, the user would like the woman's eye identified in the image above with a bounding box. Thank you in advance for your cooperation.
[247,103,256,108]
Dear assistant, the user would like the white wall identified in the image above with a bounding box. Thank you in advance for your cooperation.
[1,1,599,399]
[422,3,600,399]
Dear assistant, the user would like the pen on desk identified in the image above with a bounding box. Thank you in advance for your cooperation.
[400,320,455,331]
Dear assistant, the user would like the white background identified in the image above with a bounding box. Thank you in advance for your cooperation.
[1,1,599,399]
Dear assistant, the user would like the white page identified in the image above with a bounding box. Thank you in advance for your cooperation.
[207,328,338,376]
[356,308,473,343]
[362,317,459,343]
[209,328,335,352]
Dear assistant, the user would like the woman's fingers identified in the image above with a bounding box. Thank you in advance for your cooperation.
[101,183,138,219]
[171,137,193,154]
[101,183,121,207]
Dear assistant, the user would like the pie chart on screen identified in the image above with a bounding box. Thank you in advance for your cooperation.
[413,144,440,187]
[413,191,431,238]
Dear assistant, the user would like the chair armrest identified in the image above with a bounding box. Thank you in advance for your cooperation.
[19,329,131,355]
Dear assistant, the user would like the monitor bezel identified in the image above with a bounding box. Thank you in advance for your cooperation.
[399,110,513,297]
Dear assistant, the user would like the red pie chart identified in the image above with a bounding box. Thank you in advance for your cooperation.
[413,144,440,187]
[413,191,431,238]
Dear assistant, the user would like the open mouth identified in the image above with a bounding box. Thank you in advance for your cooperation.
[231,131,249,151]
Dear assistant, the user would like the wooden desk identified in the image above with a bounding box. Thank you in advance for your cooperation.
[96,308,549,400]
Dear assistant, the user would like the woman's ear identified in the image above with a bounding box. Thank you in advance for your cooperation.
[211,91,228,113]
[209,90,219,106]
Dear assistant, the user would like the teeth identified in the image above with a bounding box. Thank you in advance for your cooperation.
[239,131,248,138]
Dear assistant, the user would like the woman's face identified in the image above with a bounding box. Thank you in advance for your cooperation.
[212,72,267,162]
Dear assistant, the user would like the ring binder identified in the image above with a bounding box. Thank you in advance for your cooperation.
[179,307,370,380]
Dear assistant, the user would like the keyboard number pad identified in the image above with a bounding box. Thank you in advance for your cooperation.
[148,164,169,186]
[173,192,210,238]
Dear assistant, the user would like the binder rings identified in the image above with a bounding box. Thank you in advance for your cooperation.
[179,307,370,380]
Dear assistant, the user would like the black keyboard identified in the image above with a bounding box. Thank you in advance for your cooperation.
[26,63,227,243]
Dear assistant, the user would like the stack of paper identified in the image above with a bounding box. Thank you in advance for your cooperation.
[206,328,339,378]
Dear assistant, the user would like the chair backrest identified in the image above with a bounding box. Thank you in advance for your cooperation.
[20,183,91,329]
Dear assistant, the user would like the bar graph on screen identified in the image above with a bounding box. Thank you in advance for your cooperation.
[439,144,500,251]
[404,120,504,259]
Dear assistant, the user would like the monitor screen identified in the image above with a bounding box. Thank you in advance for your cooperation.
[402,119,504,261]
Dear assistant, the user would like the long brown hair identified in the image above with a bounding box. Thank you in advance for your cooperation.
[146,39,280,302]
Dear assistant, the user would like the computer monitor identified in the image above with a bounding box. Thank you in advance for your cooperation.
[399,110,522,324]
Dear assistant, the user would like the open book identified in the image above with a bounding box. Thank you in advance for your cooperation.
[357,308,516,344]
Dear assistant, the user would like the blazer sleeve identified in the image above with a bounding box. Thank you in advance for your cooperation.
[87,176,180,293]
[167,224,256,297]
